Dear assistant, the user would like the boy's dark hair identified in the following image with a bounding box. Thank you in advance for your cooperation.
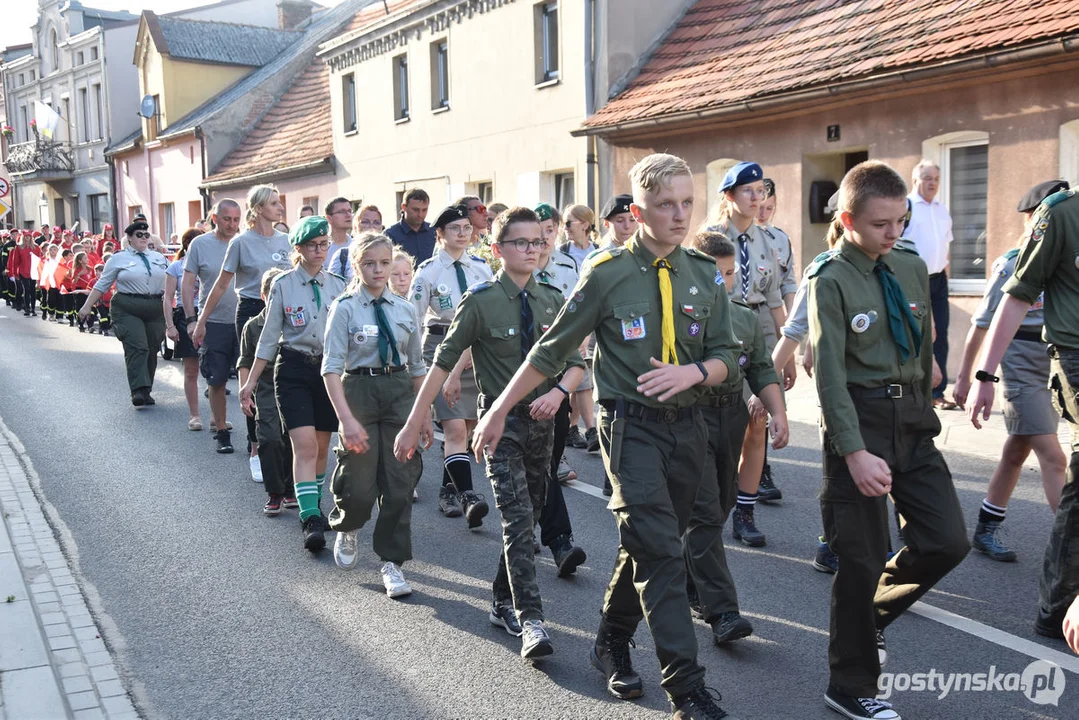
[693,230,735,259]
[324,196,351,216]
[839,161,908,217]
[404,188,429,205]
[493,207,540,245]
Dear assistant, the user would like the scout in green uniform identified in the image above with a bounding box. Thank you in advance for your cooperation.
[685,230,788,647]
[239,216,346,554]
[397,207,585,660]
[970,186,1079,640]
[472,154,741,720]
[809,161,968,720]
[323,233,429,598]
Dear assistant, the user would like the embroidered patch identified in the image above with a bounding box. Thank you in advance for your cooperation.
[688,321,701,337]
[413,293,423,301]
[541,324,551,332]
[621,316,646,341]
[682,304,694,313]
[714,270,724,286]
[850,313,870,334]
[288,309,307,327]
[738,353,748,367]
[437,295,453,310]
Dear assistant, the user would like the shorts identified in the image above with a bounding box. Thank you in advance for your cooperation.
[424,332,478,422]
[1000,338,1060,436]
[274,348,338,432]
[171,307,198,359]
[199,321,239,386]
[574,366,594,393]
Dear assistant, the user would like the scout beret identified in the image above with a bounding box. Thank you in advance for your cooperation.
[1017,180,1069,213]
[289,215,328,246]
[534,203,558,222]
[124,221,149,235]
[433,204,469,230]
[720,162,764,192]
[601,194,633,219]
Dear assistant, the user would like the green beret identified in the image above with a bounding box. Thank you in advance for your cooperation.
[290,215,328,246]
[534,203,558,222]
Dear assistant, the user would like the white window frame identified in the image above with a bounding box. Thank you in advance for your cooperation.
[939,137,989,295]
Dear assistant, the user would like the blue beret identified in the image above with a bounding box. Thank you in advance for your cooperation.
[719,162,764,192]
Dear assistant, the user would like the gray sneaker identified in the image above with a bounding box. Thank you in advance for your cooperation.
[438,486,463,518]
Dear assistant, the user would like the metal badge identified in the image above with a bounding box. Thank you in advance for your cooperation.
[689,286,699,295]
[867,310,878,322]
[271,252,284,263]
[851,313,871,333]
[436,283,449,295]
[573,291,584,302]
[546,307,554,315]
[353,332,366,344]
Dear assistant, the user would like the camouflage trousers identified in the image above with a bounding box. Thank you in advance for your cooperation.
[1041,346,1079,620]
[484,406,553,623]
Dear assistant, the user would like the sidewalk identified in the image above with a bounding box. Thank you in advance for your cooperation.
[0,418,138,720]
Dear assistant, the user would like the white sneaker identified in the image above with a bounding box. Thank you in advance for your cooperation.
[334,530,359,570]
[249,455,263,483]
[413,488,419,501]
[520,619,554,660]
[380,562,412,598]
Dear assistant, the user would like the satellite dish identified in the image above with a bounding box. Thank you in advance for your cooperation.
[138,95,156,119]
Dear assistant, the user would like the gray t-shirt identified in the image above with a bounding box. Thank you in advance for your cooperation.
[972,250,1044,330]
[184,232,235,324]
[221,228,292,301]
[166,259,197,308]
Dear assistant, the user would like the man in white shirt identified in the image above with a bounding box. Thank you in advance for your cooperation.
[907,160,956,407]
[323,197,353,272]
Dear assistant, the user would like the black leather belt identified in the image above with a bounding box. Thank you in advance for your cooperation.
[477,394,532,414]
[425,325,448,336]
[1013,328,1044,344]
[279,347,323,365]
[346,365,407,376]
[599,399,693,423]
[118,292,163,299]
[696,392,742,409]
[848,384,913,399]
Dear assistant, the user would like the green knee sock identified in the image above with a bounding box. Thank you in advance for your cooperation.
[316,473,326,503]
[296,481,320,521]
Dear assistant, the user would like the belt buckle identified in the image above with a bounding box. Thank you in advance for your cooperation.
[886,384,903,399]
[662,408,679,423]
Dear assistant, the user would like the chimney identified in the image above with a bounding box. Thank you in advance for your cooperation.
[277,0,312,30]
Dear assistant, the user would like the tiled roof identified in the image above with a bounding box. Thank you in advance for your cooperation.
[153,15,302,67]
[582,0,1079,133]
[205,59,332,185]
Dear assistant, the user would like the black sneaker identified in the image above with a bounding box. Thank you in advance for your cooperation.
[460,490,489,529]
[585,427,600,453]
[551,534,586,577]
[263,494,282,516]
[144,394,156,406]
[757,465,782,503]
[1035,608,1065,639]
[711,611,753,645]
[567,426,588,449]
[216,429,235,454]
[824,686,899,719]
[489,600,523,637]
[688,587,705,620]
[438,486,463,518]
[131,389,147,407]
[731,506,766,547]
[671,685,731,719]
[302,515,326,552]
[591,622,643,700]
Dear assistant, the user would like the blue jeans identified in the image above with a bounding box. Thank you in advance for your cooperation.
[929,273,949,398]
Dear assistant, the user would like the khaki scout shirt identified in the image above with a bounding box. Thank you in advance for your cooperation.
[433,272,585,403]
[760,224,798,298]
[410,248,494,330]
[709,220,784,309]
[710,300,779,396]
[93,246,169,295]
[256,267,346,361]
[534,251,579,300]
[321,285,425,377]
[527,232,740,409]
[808,239,933,455]
[1003,189,1079,349]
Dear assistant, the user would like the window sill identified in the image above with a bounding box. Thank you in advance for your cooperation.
[394,116,411,125]
[534,77,561,90]
[344,129,358,137]
[431,105,450,115]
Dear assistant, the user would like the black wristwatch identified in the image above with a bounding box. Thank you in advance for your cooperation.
[975,370,1000,383]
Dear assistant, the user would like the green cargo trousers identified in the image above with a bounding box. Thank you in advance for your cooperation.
[327,371,421,566]
[599,405,709,700]
[109,293,166,394]
[821,385,969,697]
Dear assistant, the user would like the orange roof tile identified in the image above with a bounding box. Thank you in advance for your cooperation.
[582,0,1079,132]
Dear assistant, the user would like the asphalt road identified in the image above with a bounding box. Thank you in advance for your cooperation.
[1,308,1076,720]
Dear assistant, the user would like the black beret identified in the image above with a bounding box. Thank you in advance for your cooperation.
[1017,180,1069,213]
[124,221,149,235]
[601,194,633,219]
[433,204,470,230]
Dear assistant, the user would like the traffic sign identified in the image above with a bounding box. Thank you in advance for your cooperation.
[0,177,9,197]
[0,198,10,219]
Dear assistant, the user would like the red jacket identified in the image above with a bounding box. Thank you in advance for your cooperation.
[8,244,40,278]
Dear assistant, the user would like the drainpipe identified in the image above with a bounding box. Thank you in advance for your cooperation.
[105,153,117,232]
[196,125,209,215]
[583,0,596,209]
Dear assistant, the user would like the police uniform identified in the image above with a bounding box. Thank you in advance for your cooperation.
[93,232,170,402]
[808,238,968,700]
[239,309,294,504]
[1001,188,1079,631]
[527,231,740,701]
[322,285,425,565]
[434,271,585,628]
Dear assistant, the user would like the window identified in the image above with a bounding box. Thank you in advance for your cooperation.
[93,84,103,140]
[20,105,28,142]
[302,196,319,214]
[62,98,71,142]
[30,70,36,81]
[77,51,84,66]
[18,73,24,87]
[392,54,409,122]
[49,30,59,72]
[89,194,109,233]
[78,87,89,142]
[128,205,142,222]
[279,195,288,220]
[430,40,449,110]
[477,182,493,206]
[942,141,988,284]
[158,203,174,240]
[342,73,357,133]
[554,172,574,210]
[188,200,203,227]
[90,46,98,61]
[534,2,559,84]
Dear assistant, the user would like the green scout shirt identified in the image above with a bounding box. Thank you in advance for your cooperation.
[239,309,275,397]
[1003,189,1079,349]
[709,300,779,396]
[527,232,740,409]
[808,238,933,456]
[432,271,585,403]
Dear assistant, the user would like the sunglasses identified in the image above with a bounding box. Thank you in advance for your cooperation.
[133,231,150,239]
[470,204,487,215]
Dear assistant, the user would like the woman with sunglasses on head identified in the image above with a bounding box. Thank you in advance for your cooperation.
[410,204,493,527]
[78,221,170,407]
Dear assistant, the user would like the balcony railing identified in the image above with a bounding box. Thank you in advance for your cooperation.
[3,128,74,176]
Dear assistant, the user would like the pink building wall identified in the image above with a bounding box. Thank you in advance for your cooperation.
[114,136,206,239]
[208,172,341,229]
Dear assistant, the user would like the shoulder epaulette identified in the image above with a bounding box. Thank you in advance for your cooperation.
[416,257,435,271]
[466,280,495,295]
[586,246,624,268]
[685,247,716,264]
[470,254,488,264]
[760,227,775,240]
[1045,188,1076,208]
[1002,248,1020,261]
[328,272,346,282]
[892,239,920,256]
[805,249,839,278]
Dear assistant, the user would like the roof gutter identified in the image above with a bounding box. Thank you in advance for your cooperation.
[199,157,334,191]
[572,35,1079,138]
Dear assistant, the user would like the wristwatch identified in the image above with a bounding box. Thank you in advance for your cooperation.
[185,315,198,324]
[974,370,1000,383]
[554,383,570,397]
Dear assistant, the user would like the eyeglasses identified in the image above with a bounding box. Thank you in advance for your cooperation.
[302,241,331,251]
[133,231,150,239]
[357,220,383,229]
[330,208,354,216]
[445,223,472,235]
[499,239,546,252]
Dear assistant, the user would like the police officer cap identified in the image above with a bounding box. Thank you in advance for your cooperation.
[534,203,558,222]
[719,162,764,192]
[289,215,329,246]
[1016,180,1069,213]
[124,221,149,235]
[433,204,469,230]
[601,194,633,220]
